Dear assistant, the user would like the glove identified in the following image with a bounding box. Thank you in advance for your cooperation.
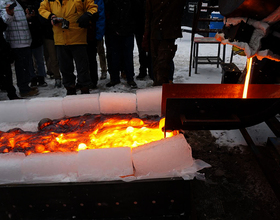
[77,12,92,28]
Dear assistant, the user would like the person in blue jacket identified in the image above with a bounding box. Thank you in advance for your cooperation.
[85,0,105,89]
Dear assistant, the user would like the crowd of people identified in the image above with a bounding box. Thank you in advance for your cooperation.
[0,0,186,99]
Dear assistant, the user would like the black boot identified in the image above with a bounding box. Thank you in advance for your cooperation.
[8,93,23,100]
[80,87,90,94]
[30,77,38,87]
[37,76,48,87]
[66,87,77,95]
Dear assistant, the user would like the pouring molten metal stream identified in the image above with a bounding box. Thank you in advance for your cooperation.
[242,57,253,99]
[0,114,178,155]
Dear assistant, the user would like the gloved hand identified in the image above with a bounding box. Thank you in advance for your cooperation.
[77,12,92,28]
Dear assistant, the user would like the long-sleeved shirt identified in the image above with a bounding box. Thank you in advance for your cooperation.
[0,0,32,48]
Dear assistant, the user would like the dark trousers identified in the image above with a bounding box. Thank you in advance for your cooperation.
[0,58,17,99]
[150,39,177,85]
[135,33,152,79]
[87,40,98,86]
[105,34,135,82]
[13,47,33,93]
[56,45,91,88]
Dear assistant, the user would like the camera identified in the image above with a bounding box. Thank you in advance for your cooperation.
[52,17,69,29]
[61,19,69,29]
[27,5,35,14]
[8,2,17,10]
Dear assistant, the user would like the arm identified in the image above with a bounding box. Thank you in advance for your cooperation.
[95,0,105,40]
[1,3,15,24]
[84,0,98,15]
[38,0,52,20]
[76,0,98,28]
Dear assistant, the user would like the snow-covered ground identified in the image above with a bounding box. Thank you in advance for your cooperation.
[0,31,276,147]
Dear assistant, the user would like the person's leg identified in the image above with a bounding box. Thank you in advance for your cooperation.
[56,45,76,94]
[13,47,33,94]
[147,51,153,80]
[105,34,121,86]
[87,40,98,88]
[123,34,135,84]
[32,45,47,86]
[135,33,147,79]
[152,39,177,85]
[97,39,107,79]
[44,38,61,80]
[0,58,18,99]
[150,39,159,85]
[71,45,92,93]
[169,59,175,82]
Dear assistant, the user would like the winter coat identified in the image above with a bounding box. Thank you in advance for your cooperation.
[104,0,141,36]
[38,0,98,45]
[0,17,8,53]
[0,17,14,63]
[87,0,105,42]
[95,0,105,41]
[18,0,44,48]
[145,0,186,40]
[0,0,32,48]
[134,0,145,35]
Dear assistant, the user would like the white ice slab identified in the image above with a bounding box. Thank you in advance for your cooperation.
[62,94,100,117]
[77,147,133,182]
[132,134,194,179]
[0,152,25,184]
[26,97,64,121]
[136,87,162,116]
[0,100,29,123]
[21,152,78,183]
[99,92,137,114]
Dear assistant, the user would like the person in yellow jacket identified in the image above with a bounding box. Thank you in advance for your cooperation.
[39,0,98,95]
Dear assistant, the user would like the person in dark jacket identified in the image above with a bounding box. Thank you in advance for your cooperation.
[135,0,152,80]
[86,0,105,89]
[39,1,61,88]
[104,0,141,88]
[19,0,48,87]
[0,17,21,100]
[143,0,186,86]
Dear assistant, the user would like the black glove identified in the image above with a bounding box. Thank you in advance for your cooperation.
[77,12,92,28]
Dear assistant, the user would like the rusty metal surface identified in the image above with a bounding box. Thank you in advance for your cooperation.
[162,84,280,130]
[218,0,280,20]
[162,84,280,116]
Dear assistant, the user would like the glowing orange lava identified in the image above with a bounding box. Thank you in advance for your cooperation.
[242,57,253,99]
[0,115,178,155]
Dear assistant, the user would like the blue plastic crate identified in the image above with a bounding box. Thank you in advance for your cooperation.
[209,12,224,37]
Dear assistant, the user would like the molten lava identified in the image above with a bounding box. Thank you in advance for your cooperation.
[0,114,178,155]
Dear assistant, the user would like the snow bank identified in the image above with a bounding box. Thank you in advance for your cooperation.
[136,87,162,116]
[0,135,209,185]
[0,89,163,123]
[63,94,100,117]
[0,153,25,184]
[132,134,194,179]
[77,147,133,182]
[99,92,137,114]
[0,100,29,122]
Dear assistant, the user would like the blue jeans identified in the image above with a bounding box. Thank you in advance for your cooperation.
[105,34,135,82]
[56,45,91,88]
[13,47,33,93]
[31,45,46,78]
